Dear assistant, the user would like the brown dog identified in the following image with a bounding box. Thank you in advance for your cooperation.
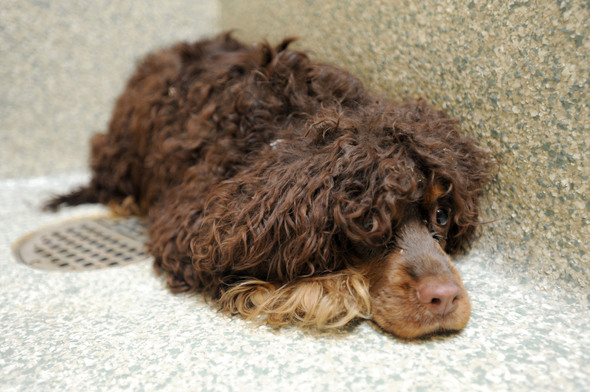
[46,33,493,338]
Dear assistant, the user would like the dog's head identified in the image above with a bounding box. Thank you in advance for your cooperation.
[304,100,494,338]
[366,181,472,338]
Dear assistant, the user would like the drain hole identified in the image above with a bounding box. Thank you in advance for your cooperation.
[13,216,150,271]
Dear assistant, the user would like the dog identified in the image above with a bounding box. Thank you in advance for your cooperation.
[46,33,494,338]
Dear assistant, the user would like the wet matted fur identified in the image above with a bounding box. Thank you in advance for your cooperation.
[46,33,494,338]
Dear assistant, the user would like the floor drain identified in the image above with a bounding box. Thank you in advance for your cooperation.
[12,215,151,271]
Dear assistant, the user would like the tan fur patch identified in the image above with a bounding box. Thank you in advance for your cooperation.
[218,268,372,329]
[423,182,446,208]
[108,195,142,216]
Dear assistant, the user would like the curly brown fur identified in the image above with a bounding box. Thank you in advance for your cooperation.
[46,33,494,338]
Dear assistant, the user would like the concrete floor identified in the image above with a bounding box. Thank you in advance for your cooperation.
[2,176,588,391]
[1,1,588,391]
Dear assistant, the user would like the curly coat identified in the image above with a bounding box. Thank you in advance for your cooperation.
[47,33,494,338]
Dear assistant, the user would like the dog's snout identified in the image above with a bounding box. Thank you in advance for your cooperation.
[416,279,461,316]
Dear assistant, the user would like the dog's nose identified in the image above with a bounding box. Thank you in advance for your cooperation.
[417,280,462,316]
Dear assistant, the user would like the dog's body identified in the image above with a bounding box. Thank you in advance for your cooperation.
[47,33,493,338]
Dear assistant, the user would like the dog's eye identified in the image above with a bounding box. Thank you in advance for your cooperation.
[435,208,450,226]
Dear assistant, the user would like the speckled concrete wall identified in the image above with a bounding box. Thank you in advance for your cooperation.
[221,0,589,298]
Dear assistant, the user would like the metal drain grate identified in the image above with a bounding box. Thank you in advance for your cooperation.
[12,216,151,271]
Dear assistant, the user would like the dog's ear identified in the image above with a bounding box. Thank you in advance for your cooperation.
[327,132,425,251]
[301,110,427,252]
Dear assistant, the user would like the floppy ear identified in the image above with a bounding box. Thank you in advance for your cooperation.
[328,136,423,250]
[304,114,429,253]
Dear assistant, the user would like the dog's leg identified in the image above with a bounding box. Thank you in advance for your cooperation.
[217,269,372,329]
